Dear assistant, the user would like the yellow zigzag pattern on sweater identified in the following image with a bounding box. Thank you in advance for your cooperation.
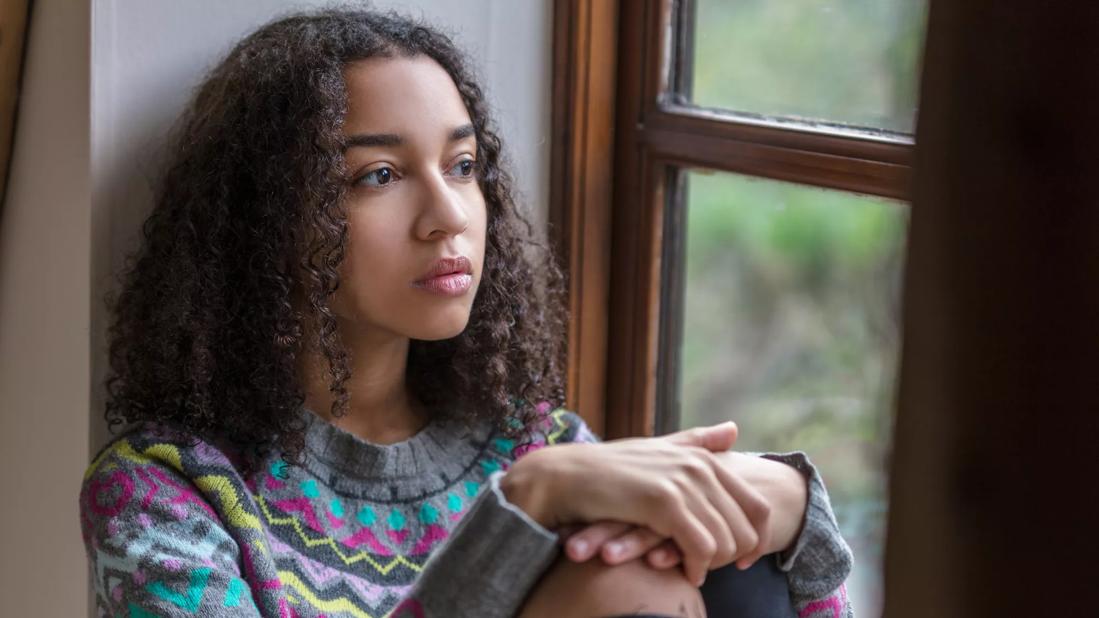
[255,414,572,576]
[547,408,570,443]
[256,494,423,575]
[84,439,184,479]
[82,412,571,582]
[84,439,263,533]
[195,475,262,530]
[278,571,375,618]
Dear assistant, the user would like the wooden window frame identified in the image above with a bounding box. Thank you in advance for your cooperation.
[549,0,618,437]
[551,0,915,438]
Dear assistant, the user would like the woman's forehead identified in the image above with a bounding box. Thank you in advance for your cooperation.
[341,56,472,141]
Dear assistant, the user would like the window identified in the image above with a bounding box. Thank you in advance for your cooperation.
[677,170,906,612]
[551,0,926,612]
[690,1,925,133]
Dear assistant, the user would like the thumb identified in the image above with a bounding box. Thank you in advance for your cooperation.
[662,421,738,452]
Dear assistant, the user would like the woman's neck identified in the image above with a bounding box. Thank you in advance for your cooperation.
[298,325,428,445]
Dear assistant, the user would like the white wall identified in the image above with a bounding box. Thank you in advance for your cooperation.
[0,2,552,615]
[0,1,92,616]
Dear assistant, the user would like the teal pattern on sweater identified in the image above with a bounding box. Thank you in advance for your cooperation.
[79,406,852,617]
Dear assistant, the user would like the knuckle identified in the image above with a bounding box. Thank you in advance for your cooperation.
[664,506,692,538]
[741,528,760,552]
[712,532,734,561]
[699,535,718,560]
[723,539,738,562]
[646,480,679,510]
[679,451,716,481]
[750,499,772,524]
[683,458,709,479]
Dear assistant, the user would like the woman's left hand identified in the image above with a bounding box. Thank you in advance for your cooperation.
[559,520,687,569]
[561,451,808,571]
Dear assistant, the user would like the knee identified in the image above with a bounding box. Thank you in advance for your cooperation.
[519,554,706,618]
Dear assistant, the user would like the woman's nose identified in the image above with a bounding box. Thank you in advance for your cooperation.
[414,172,470,240]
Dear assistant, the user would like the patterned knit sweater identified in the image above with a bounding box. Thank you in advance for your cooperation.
[80,406,853,617]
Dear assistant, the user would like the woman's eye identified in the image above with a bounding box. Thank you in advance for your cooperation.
[357,167,396,187]
[448,159,477,178]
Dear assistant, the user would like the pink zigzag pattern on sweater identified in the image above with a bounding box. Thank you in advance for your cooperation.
[133,467,161,510]
[267,534,403,605]
[409,524,449,556]
[272,497,325,533]
[339,527,392,555]
[798,583,847,618]
[145,466,217,518]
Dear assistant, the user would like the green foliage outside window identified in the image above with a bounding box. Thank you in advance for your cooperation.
[679,2,926,613]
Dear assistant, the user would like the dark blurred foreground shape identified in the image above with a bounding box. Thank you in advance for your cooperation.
[884,2,1099,616]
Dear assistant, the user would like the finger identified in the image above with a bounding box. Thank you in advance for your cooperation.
[712,492,757,567]
[599,527,667,565]
[670,449,740,568]
[564,521,632,562]
[702,487,755,567]
[709,455,772,566]
[693,451,759,568]
[660,501,717,587]
[645,540,682,570]
[663,421,738,452]
[682,482,737,570]
[653,455,733,585]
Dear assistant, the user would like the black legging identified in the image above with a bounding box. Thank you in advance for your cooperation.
[607,555,796,618]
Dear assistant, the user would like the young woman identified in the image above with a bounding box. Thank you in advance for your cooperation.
[80,8,853,617]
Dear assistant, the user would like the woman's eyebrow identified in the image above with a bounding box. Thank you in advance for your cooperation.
[344,133,401,150]
[343,123,475,151]
[449,123,475,141]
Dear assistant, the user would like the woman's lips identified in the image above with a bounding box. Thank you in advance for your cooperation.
[417,256,472,280]
[412,272,473,296]
[413,256,473,296]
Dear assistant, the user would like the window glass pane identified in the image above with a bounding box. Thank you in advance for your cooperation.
[691,0,927,133]
[677,171,907,615]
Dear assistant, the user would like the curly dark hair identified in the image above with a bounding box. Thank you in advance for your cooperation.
[103,7,568,464]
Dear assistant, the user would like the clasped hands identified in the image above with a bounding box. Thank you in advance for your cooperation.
[500,422,809,587]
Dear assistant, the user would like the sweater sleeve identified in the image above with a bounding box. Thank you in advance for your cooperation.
[389,471,561,618]
[758,451,855,618]
[79,440,263,617]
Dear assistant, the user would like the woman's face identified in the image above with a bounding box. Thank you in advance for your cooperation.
[332,55,487,342]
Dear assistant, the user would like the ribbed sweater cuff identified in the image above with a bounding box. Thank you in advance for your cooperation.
[406,470,560,617]
[759,451,854,601]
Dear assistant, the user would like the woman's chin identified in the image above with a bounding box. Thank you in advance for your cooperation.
[406,314,472,341]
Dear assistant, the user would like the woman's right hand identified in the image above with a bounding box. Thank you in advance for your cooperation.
[499,422,771,586]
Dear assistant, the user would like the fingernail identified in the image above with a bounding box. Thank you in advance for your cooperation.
[651,548,667,562]
[605,542,622,557]
[571,540,588,556]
